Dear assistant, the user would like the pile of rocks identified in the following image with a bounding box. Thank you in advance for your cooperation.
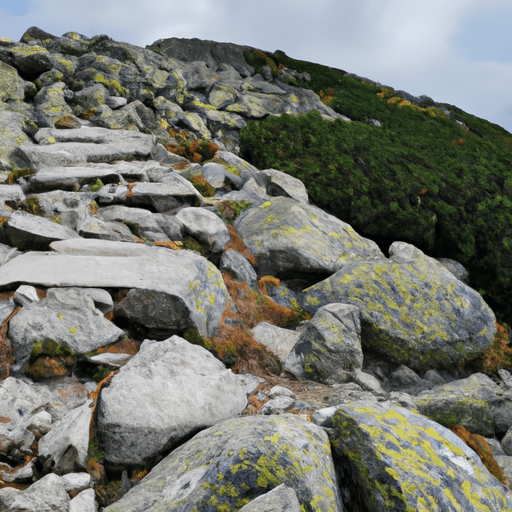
[0,26,511,512]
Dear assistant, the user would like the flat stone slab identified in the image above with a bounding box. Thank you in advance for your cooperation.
[5,210,81,250]
[17,127,156,170]
[0,241,230,337]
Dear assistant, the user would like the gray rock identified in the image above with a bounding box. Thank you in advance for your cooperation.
[14,285,40,307]
[388,364,432,393]
[500,426,512,455]
[0,242,21,266]
[69,488,97,512]
[5,210,81,250]
[437,257,469,284]
[0,241,230,337]
[96,336,247,465]
[11,44,53,75]
[0,184,25,208]
[221,177,272,205]
[303,242,496,372]
[17,127,156,169]
[48,287,113,314]
[422,369,447,387]
[114,288,194,339]
[238,484,301,512]
[284,303,363,383]
[102,414,342,512]
[38,400,93,474]
[215,150,261,185]
[33,81,74,127]
[261,167,309,204]
[220,248,258,288]
[8,293,124,369]
[0,61,25,102]
[350,369,388,397]
[77,216,135,241]
[332,401,512,512]
[127,180,202,212]
[71,84,109,117]
[0,107,34,172]
[414,373,512,436]
[176,206,230,253]
[260,396,295,414]
[236,197,384,277]
[0,473,70,512]
[251,322,302,366]
[61,473,92,493]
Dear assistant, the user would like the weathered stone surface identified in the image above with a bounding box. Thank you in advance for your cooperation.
[332,401,512,512]
[69,488,97,512]
[285,303,363,383]
[303,242,496,372]
[238,484,301,512]
[17,127,156,169]
[5,210,81,250]
[33,81,74,127]
[235,197,384,277]
[38,399,93,474]
[8,293,124,369]
[414,372,512,436]
[77,216,135,241]
[0,241,230,337]
[114,288,194,339]
[103,414,342,512]
[262,167,309,204]
[0,61,25,102]
[127,180,202,212]
[251,322,301,363]
[221,248,258,288]
[11,44,53,75]
[176,206,230,252]
[14,284,40,307]
[96,336,247,465]
[0,473,70,511]
[0,108,34,171]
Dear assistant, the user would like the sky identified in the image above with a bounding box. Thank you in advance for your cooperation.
[1,0,512,133]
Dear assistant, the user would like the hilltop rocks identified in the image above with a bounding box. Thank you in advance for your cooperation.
[303,241,496,372]
[235,197,384,277]
[102,414,343,512]
[96,336,247,465]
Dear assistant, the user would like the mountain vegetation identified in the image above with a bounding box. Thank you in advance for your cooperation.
[240,50,512,325]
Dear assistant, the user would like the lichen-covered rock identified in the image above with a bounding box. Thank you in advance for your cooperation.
[8,293,124,370]
[0,61,25,102]
[303,242,496,372]
[414,372,512,436]
[96,336,247,465]
[261,167,309,204]
[11,44,53,76]
[331,401,512,512]
[238,484,301,512]
[235,197,384,277]
[0,241,231,337]
[33,81,74,127]
[285,303,363,383]
[102,414,343,512]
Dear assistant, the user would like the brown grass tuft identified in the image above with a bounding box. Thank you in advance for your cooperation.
[224,224,257,265]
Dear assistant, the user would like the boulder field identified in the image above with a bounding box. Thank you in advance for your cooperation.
[0,26,511,511]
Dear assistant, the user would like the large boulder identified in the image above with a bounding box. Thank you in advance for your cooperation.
[102,414,343,512]
[8,291,124,370]
[414,373,512,436]
[303,242,496,372]
[96,336,247,465]
[0,239,230,337]
[235,196,384,277]
[331,401,512,512]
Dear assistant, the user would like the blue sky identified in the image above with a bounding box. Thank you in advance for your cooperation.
[1,0,511,133]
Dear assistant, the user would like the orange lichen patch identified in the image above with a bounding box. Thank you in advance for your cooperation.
[473,323,512,374]
[172,161,189,171]
[451,138,465,145]
[0,416,10,423]
[0,291,14,301]
[0,481,31,491]
[97,338,139,355]
[224,224,257,265]
[154,240,183,250]
[450,425,506,485]
[27,356,73,380]
[35,288,47,299]
[116,289,129,302]
[126,183,136,199]
[103,310,114,321]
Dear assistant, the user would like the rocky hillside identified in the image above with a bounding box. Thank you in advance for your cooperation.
[1,25,512,511]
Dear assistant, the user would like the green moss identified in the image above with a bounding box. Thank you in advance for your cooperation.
[90,178,104,191]
[31,339,75,358]
[5,168,36,185]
